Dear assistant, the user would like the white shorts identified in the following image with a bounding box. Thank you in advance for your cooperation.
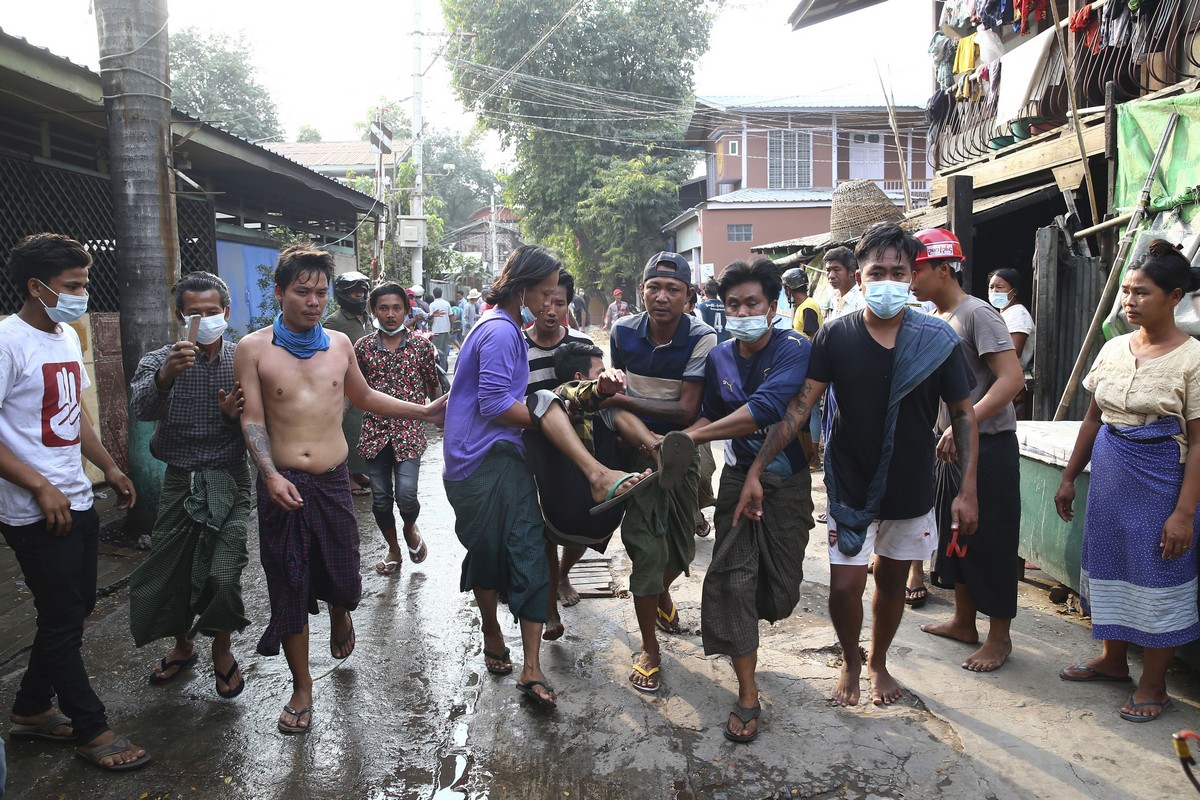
[827,508,938,567]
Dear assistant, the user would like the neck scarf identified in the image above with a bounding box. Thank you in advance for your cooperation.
[824,308,961,556]
[272,313,330,360]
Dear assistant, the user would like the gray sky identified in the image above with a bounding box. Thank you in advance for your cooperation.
[1,0,930,160]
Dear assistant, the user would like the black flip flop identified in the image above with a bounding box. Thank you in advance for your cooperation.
[483,647,513,676]
[658,431,696,491]
[215,658,245,699]
[277,705,312,735]
[724,705,761,743]
[904,586,927,609]
[330,618,355,660]
[516,680,557,710]
[148,651,198,684]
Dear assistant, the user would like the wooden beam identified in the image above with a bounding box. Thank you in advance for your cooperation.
[947,174,974,294]
[1032,226,1059,420]
[931,121,1106,203]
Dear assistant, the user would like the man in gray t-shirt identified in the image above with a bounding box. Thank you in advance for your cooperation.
[910,228,1026,674]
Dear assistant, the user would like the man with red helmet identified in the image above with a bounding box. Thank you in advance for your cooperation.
[909,227,1025,673]
[603,288,631,330]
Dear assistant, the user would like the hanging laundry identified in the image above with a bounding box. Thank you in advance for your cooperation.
[1070,3,1103,54]
[1014,0,1048,35]
[1102,0,1132,47]
[953,32,979,73]
[976,27,1005,62]
[978,0,1014,29]
[928,31,959,90]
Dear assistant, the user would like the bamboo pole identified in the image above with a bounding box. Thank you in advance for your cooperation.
[1048,0,1102,227]
[1053,112,1180,420]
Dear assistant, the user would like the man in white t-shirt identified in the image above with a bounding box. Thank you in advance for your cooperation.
[428,287,453,372]
[0,234,148,770]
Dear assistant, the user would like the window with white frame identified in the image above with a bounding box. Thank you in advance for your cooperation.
[727,223,753,242]
[767,129,813,189]
[728,139,739,156]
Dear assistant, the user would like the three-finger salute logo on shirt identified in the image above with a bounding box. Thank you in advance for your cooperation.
[41,362,82,447]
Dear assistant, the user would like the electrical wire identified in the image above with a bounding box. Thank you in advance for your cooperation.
[469,0,588,110]
[96,18,169,61]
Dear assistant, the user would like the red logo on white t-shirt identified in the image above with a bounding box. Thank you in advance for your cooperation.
[41,362,82,447]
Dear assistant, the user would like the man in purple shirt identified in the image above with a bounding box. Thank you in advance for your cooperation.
[443,246,649,710]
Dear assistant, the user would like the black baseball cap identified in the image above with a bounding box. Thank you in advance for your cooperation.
[642,251,692,285]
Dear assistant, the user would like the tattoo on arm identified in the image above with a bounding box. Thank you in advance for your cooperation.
[244,423,279,479]
[950,408,972,469]
[753,382,814,471]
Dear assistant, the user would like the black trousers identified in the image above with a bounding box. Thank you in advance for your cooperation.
[1,507,109,743]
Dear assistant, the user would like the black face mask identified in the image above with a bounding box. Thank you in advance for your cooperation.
[338,295,367,313]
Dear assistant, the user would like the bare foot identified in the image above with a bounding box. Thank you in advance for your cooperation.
[920,619,980,645]
[629,651,661,692]
[964,638,1012,672]
[869,665,905,706]
[278,688,313,733]
[152,641,196,680]
[78,730,148,767]
[543,615,565,641]
[558,578,581,607]
[11,709,73,738]
[588,467,652,504]
[832,659,861,706]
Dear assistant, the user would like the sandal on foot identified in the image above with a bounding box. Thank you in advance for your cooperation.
[724,705,761,743]
[148,651,198,684]
[75,734,151,771]
[483,647,513,676]
[630,657,661,693]
[516,680,557,710]
[11,712,73,743]
[904,586,928,609]
[590,471,660,515]
[376,559,400,576]
[1119,695,1172,722]
[330,618,355,660]
[277,705,312,735]
[407,532,428,564]
[656,603,682,635]
[659,430,696,491]
[1058,664,1132,683]
[214,659,245,699]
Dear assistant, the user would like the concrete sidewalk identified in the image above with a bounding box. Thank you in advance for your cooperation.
[0,442,1196,799]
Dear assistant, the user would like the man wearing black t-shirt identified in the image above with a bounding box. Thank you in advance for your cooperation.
[733,222,979,708]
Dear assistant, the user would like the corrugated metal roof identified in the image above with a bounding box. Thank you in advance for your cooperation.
[707,188,838,204]
[697,94,921,112]
[752,182,1061,253]
[266,141,404,167]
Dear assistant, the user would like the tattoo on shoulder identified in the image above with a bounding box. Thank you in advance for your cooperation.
[244,423,278,478]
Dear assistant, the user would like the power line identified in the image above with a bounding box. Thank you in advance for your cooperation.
[469,0,588,110]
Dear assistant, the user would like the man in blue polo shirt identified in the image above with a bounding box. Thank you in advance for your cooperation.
[684,258,812,743]
[608,251,716,693]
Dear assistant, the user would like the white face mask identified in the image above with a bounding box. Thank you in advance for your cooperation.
[373,317,404,336]
[187,314,228,345]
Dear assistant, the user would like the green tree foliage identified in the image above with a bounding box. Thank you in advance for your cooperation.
[170,27,283,141]
[442,0,716,290]
[296,124,322,142]
[425,130,496,230]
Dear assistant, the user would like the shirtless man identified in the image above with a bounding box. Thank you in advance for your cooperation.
[234,245,445,735]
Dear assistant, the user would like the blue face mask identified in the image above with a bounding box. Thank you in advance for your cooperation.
[38,281,89,324]
[520,290,536,325]
[989,291,1011,310]
[863,280,910,319]
[726,314,770,343]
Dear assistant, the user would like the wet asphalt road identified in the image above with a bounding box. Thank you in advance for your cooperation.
[2,431,488,800]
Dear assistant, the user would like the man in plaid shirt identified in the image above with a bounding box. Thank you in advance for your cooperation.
[127,271,251,701]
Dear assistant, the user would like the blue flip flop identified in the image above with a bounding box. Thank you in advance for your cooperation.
[148,651,199,684]
[1119,695,1172,722]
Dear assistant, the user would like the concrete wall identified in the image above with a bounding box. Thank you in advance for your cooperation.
[700,206,832,272]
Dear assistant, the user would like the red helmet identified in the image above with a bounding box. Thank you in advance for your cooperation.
[914,228,963,264]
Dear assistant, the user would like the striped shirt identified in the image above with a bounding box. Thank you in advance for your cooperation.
[525,327,594,395]
[609,312,716,435]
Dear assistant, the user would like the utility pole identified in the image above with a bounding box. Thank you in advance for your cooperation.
[411,0,425,286]
[94,0,178,527]
[490,189,499,276]
[369,107,392,279]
